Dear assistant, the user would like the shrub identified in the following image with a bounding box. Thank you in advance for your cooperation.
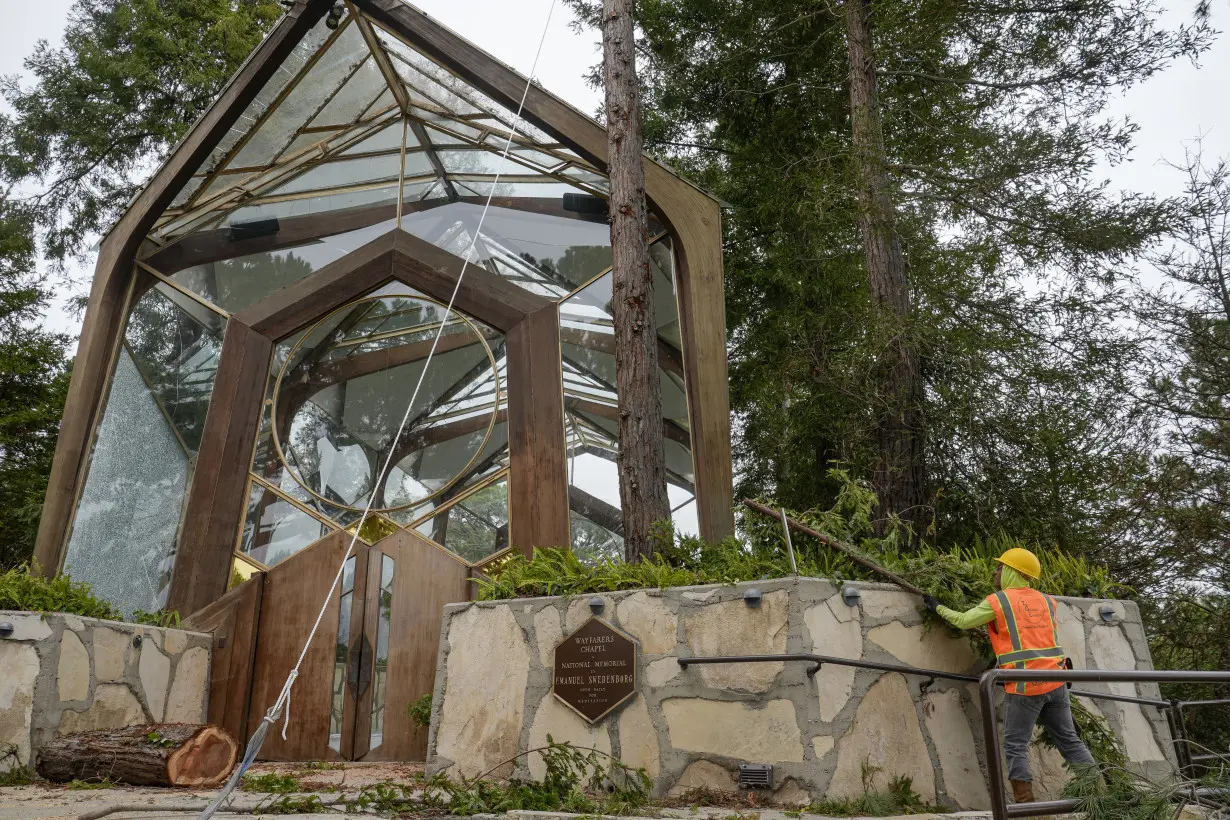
[0,564,119,619]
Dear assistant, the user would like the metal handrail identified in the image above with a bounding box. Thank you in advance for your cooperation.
[675,653,1173,708]
[979,668,1230,820]
[675,654,1230,819]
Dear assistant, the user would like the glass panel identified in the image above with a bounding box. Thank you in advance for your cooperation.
[125,283,226,452]
[271,153,403,197]
[369,554,394,750]
[167,218,399,314]
[370,22,551,144]
[416,477,510,562]
[328,555,357,753]
[167,18,338,208]
[310,56,389,129]
[62,347,191,617]
[400,202,612,301]
[238,480,334,567]
[269,295,504,520]
[559,238,697,552]
[341,121,411,156]
[221,181,404,226]
[229,21,371,172]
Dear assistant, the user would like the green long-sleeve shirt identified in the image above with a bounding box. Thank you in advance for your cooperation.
[936,566,1029,630]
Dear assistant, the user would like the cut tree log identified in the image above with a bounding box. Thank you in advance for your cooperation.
[37,724,238,787]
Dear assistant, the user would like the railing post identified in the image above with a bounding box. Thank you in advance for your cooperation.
[979,673,1009,820]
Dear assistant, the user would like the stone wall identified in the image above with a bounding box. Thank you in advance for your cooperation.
[425,578,1172,811]
[0,611,211,772]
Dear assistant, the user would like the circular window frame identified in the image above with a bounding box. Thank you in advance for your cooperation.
[270,294,502,515]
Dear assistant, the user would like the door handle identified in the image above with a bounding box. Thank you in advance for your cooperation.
[348,637,362,694]
[356,634,373,698]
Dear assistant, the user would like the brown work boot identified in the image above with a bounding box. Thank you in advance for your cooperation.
[1010,779,1035,803]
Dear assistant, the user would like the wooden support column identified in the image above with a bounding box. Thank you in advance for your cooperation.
[167,322,272,617]
[35,0,332,576]
[506,305,570,553]
[662,190,734,542]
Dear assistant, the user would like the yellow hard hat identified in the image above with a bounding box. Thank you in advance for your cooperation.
[996,547,1041,580]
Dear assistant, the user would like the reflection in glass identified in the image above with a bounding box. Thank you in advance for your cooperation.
[400,202,613,301]
[558,238,697,557]
[125,283,226,452]
[328,556,357,753]
[168,218,398,314]
[270,296,502,517]
[415,477,509,563]
[63,284,226,616]
[369,554,394,750]
[238,481,334,567]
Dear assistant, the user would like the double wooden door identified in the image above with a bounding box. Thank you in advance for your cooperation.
[247,528,470,761]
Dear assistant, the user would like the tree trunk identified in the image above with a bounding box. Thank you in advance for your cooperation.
[37,724,238,787]
[602,0,671,561]
[843,0,926,536]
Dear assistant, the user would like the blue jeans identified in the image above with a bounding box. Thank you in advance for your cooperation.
[1003,687,1096,781]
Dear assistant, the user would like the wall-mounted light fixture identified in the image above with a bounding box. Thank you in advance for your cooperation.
[842,585,862,608]
[588,596,605,615]
[1099,604,1117,623]
[132,634,143,648]
[744,588,763,608]
[325,2,345,30]
[0,622,13,639]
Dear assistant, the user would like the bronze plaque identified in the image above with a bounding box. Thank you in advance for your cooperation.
[553,617,638,723]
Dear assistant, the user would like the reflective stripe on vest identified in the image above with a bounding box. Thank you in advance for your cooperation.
[988,589,1066,696]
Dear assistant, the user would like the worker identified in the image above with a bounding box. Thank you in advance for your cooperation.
[921,547,1095,805]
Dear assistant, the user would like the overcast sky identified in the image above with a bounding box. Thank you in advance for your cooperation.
[2,0,1227,342]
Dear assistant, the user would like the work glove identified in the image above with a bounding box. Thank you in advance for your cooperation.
[921,594,940,613]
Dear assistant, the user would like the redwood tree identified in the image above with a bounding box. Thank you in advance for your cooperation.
[601,0,671,560]
[843,0,925,534]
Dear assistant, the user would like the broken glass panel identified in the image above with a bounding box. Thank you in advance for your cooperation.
[310,56,390,129]
[271,295,503,518]
[227,20,371,173]
[62,348,191,617]
[166,17,339,209]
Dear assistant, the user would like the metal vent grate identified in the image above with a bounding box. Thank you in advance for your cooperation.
[738,763,773,789]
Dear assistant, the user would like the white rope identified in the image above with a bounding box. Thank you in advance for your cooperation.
[199,4,558,816]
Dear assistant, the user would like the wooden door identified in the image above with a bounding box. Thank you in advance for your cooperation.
[351,529,470,761]
[248,532,371,761]
[247,528,469,761]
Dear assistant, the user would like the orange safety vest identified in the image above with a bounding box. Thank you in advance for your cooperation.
[986,588,1066,696]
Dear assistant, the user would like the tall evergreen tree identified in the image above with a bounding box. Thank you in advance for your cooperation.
[565,0,1209,552]
[0,202,69,569]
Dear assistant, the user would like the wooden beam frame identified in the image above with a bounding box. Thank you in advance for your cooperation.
[167,224,543,614]
[44,0,733,619]
[34,0,334,575]
[353,0,734,542]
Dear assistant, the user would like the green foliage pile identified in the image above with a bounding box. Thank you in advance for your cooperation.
[0,564,119,620]
[479,472,1123,617]
[241,772,303,794]
[421,737,652,817]
[1062,760,1230,819]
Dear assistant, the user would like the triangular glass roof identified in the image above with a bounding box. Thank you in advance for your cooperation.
[146,7,611,252]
